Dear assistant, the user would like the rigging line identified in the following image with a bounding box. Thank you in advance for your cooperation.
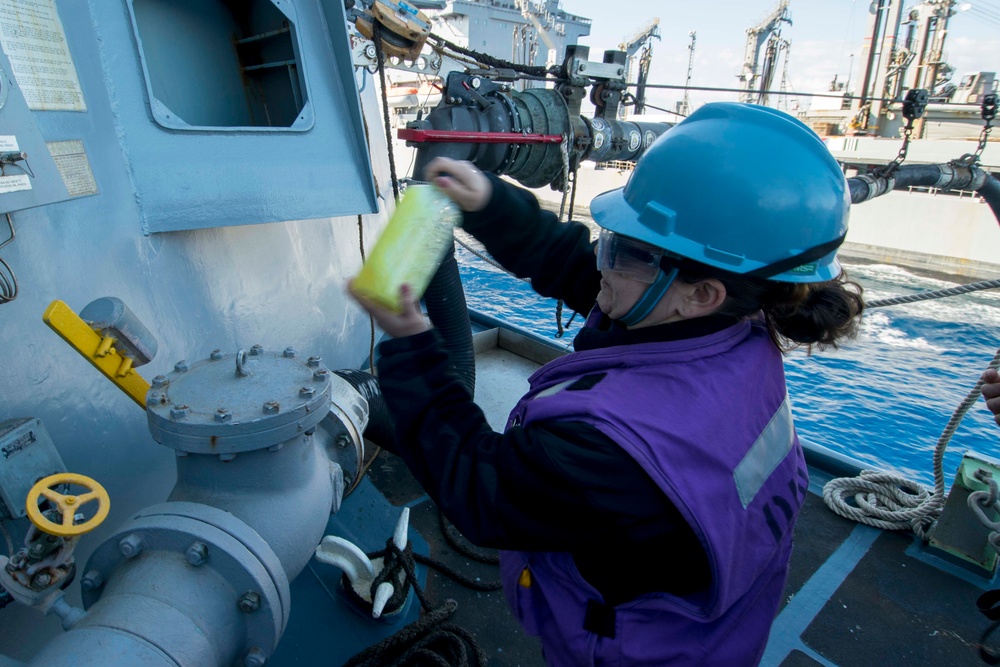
[372,21,400,201]
[865,279,1000,308]
[356,213,376,372]
[968,6,1000,25]
[968,8,1000,28]
[639,102,687,118]
[630,82,891,103]
[454,230,528,281]
[836,0,860,85]
[970,2,1000,20]
[426,31,550,78]
[632,82,994,109]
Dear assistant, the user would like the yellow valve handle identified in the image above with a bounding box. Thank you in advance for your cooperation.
[26,473,110,537]
[43,300,149,409]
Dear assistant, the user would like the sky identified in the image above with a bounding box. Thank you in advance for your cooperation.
[559,0,1000,113]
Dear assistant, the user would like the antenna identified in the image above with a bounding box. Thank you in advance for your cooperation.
[681,31,696,116]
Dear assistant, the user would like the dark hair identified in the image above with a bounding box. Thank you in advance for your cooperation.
[676,266,865,352]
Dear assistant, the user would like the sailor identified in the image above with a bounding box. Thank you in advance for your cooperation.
[348,102,865,666]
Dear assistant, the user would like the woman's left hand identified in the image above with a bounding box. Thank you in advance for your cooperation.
[348,282,431,338]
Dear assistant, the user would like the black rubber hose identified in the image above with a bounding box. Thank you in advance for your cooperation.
[849,164,1000,228]
[978,173,1000,224]
[333,369,397,450]
[423,243,477,398]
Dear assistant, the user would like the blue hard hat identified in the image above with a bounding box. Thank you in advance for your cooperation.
[590,102,850,283]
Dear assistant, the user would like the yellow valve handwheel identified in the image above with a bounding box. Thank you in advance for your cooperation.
[26,473,110,537]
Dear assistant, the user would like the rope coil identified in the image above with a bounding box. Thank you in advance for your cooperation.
[823,347,1000,538]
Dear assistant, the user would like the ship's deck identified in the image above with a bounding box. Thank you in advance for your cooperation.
[276,324,998,666]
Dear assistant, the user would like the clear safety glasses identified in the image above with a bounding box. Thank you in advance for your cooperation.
[596,229,666,284]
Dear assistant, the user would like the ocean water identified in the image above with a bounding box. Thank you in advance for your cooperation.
[457,246,1000,490]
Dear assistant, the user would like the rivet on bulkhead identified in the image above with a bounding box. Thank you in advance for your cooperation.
[306,356,322,368]
[210,349,225,361]
[215,408,232,422]
[151,375,169,388]
[283,347,296,358]
[249,344,264,356]
[174,360,189,372]
[119,534,143,559]
[263,401,280,415]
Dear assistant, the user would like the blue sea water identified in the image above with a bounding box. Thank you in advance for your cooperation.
[457,247,1000,490]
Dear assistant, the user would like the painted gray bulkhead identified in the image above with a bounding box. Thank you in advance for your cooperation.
[0,0,391,658]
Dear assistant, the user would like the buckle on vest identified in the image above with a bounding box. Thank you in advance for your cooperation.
[583,599,617,639]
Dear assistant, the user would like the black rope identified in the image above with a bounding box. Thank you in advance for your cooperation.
[427,33,551,79]
[341,530,497,666]
[437,512,500,566]
[372,21,400,201]
[343,598,487,667]
[555,168,580,339]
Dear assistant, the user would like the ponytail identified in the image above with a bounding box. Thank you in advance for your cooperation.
[676,267,865,352]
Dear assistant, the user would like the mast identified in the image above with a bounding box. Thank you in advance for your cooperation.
[681,31,696,116]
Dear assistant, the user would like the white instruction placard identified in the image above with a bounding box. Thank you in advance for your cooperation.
[0,135,19,151]
[0,0,86,111]
[47,139,97,197]
[0,173,31,193]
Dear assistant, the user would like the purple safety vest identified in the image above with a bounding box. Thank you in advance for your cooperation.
[501,319,808,666]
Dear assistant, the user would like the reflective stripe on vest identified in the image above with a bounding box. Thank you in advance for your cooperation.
[733,395,795,508]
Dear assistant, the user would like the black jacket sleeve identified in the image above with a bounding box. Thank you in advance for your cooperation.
[375,329,711,603]
[376,329,670,551]
[461,175,601,315]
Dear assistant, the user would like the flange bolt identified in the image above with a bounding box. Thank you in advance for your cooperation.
[239,591,261,613]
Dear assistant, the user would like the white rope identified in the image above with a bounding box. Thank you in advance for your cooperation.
[967,471,1000,555]
[823,348,1000,539]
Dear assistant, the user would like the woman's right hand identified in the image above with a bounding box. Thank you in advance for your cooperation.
[983,368,1000,426]
[425,157,492,212]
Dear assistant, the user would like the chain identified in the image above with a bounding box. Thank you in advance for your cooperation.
[873,88,927,178]
[953,93,996,167]
[974,93,996,162]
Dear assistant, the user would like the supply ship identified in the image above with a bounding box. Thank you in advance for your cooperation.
[1,1,1000,666]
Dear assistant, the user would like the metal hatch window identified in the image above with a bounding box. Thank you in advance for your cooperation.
[127,0,312,131]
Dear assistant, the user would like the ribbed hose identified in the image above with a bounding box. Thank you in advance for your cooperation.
[333,369,397,449]
[333,248,476,448]
[979,173,1000,223]
[424,244,477,398]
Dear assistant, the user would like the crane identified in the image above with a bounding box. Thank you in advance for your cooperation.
[514,0,560,69]
[680,31,696,116]
[618,18,661,118]
[738,0,792,104]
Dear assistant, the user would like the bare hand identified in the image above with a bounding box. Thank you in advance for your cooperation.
[425,157,492,212]
[348,282,431,339]
[983,368,1000,426]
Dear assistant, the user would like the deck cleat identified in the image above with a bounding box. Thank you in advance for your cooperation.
[928,451,1000,577]
[314,507,412,619]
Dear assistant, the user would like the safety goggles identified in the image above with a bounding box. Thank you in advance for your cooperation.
[596,229,667,284]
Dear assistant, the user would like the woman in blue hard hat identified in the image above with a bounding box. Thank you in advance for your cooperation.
[348,102,864,665]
